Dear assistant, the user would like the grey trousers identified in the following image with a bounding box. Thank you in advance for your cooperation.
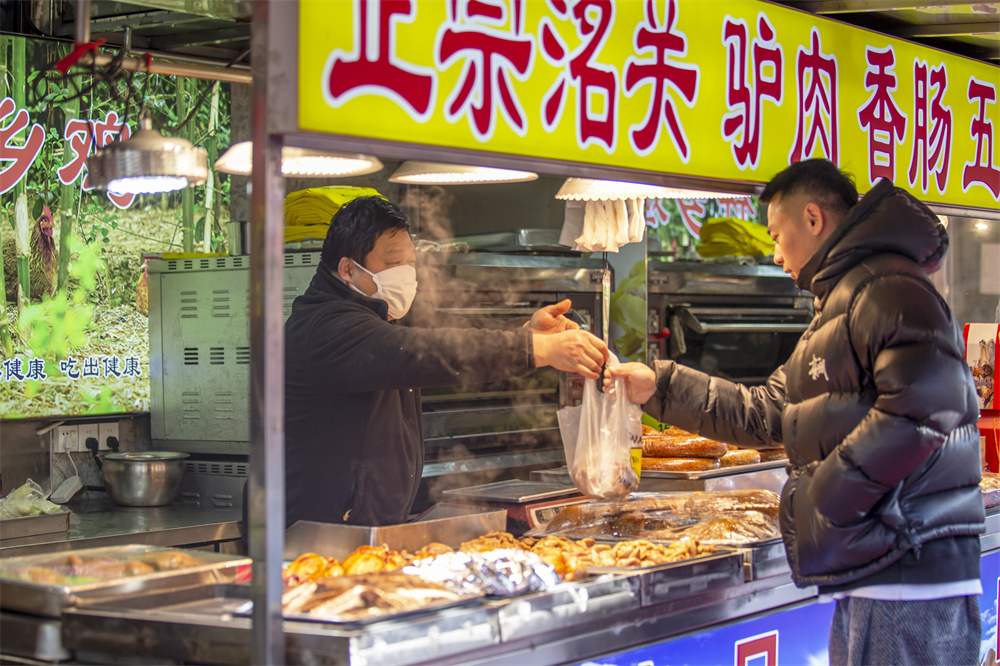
[829,596,981,666]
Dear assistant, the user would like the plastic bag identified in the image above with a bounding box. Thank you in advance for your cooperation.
[557,364,642,499]
[0,479,63,518]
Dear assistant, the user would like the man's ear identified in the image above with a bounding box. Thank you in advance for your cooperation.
[336,256,354,282]
[803,202,826,237]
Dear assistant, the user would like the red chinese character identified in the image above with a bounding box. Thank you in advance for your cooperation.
[539,0,619,152]
[0,97,45,195]
[677,198,706,237]
[623,0,699,160]
[721,14,783,170]
[718,196,758,220]
[789,28,838,165]
[437,0,534,140]
[57,117,95,189]
[858,46,908,184]
[963,77,1000,199]
[644,197,669,228]
[325,0,436,120]
[907,60,952,194]
[56,112,136,208]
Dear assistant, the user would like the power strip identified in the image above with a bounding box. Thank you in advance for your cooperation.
[50,476,83,503]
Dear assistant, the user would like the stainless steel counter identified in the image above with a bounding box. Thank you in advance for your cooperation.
[0,497,243,559]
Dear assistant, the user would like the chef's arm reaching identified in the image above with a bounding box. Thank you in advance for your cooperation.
[526,299,580,335]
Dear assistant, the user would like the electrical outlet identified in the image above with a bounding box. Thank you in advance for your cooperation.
[98,421,119,450]
[78,424,100,453]
[52,426,78,453]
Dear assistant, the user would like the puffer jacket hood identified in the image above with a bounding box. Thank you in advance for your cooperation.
[796,178,950,297]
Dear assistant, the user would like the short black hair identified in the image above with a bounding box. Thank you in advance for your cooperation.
[320,195,410,268]
[759,159,859,218]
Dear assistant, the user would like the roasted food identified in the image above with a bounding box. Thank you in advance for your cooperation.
[758,447,788,462]
[341,545,409,576]
[520,535,717,578]
[283,552,344,585]
[413,542,454,560]
[538,490,781,546]
[3,549,210,586]
[282,572,463,620]
[459,531,529,553]
[719,449,762,467]
[646,510,780,544]
[642,435,728,459]
[642,456,721,472]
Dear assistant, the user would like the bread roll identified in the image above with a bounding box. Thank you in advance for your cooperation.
[758,448,788,462]
[642,435,728,459]
[642,424,660,436]
[641,457,721,472]
[719,449,762,467]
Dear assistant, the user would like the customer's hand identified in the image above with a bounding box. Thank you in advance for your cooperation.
[528,299,579,334]
[533,329,609,379]
[605,362,657,404]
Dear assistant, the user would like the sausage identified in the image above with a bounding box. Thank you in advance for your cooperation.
[641,457,721,472]
[719,449,762,467]
[642,435,728,459]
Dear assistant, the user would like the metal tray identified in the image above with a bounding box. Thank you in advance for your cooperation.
[442,480,579,504]
[235,591,484,627]
[0,508,70,540]
[738,538,789,581]
[63,582,501,666]
[492,573,640,641]
[284,509,506,560]
[640,460,786,479]
[613,549,745,606]
[0,544,251,617]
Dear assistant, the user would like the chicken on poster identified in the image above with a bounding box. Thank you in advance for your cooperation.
[965,323,998,410]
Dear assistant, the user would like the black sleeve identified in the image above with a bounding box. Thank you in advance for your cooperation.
[644,360,787,447]
[302,308,535,393]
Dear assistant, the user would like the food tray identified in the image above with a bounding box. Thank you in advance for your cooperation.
[590,549,744,607]
[235,591,484,627]
[284,509,506,560]
[0,544,251,617]
[494,573,640,640]
[442,480,579,504]
[640,460,786,479]
[737,538,789,581]
[0,508,70,540]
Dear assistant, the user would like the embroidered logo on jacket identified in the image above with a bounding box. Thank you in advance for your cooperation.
[809,355,830,381]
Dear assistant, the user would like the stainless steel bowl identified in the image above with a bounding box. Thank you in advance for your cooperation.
[102,451,189,507]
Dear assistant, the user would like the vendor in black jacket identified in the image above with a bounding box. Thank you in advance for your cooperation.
[285,196,609,528]
[609,160,984,666]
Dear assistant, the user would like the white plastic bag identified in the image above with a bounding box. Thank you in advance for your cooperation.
[557,366,642,499]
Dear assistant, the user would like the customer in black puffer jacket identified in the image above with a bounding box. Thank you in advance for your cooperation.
[609,159,984,666]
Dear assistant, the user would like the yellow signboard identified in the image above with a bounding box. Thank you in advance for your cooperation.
[299,0,1000,209]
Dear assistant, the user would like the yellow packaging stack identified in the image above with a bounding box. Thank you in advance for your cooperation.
[696,217,775,258]
[283,186,384,243]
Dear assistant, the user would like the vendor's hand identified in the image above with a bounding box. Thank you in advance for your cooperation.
[533,329,609,379]
[605,362,657,404]
[528,299,579,334]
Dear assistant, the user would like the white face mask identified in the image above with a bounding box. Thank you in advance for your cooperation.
[349,260,418,320]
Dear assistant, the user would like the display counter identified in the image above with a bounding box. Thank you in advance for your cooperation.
[3,502,997,665]
[0,497,243,559]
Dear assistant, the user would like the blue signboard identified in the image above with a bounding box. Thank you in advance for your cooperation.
[581,549,1000,666]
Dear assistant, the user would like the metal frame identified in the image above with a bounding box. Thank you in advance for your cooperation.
[246,2,999,660]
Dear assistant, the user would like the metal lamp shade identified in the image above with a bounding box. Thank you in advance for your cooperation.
[88,122,209,195]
